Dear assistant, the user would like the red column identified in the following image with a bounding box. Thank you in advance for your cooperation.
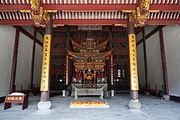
[127,14,141,109]
[30,28,36,89]
[142,27,148,90]
[9,26,20,93]
[159,27,169,96]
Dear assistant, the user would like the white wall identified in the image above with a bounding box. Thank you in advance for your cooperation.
[15,27,43,90]
[33,43,42,88]
[0,26,15,97]
[34,31,43,88]
[15,33,33,90]
[145,28,163,90]
[0,26,42,97]
[137,26,163,91]
[163,26,180,97]
[137,25,180,97]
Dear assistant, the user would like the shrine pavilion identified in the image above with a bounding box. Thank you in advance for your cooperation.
[0,0,180,112]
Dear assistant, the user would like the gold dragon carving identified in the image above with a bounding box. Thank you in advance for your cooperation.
[130,0,151,27]
[30,0,40,10]
[30,0,50,27]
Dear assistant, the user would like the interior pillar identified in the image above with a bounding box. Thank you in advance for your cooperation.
[30,28,36,90]
[127,15,141,109]
[38,16,52,110]
[159,27,169,100]
[110,55,114,85]
[65,55,69,85]
[142,27,149,92]
[9,26,20,93]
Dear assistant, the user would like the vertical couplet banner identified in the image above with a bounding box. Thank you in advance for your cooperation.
[110,55,114,85]
[40,34,51,91]
[128,34,139,91]
[66,55,69,85]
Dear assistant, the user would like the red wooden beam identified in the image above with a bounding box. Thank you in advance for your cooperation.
[0,4,179,11]
[36,26,131,32]
[53,19,127,25]
[0,19,179,26]
[35,26,142,33]
[0,5,30,11]
[30,28,36,89]
[0,4,135,11]
[146,20,180,25]
[142,27,148,90]
[0,19,127,25]
[137,25,165,46]
[19,27,43,46]
[0,20,34,25]
[159,27,169,95]
[55,19,180,25]
[43,4,136,11]
[150,5,180,11]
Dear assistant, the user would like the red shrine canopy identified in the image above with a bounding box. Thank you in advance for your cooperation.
[0,0,179,26]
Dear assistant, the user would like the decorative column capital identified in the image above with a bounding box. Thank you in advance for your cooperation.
[30,0,51,27]
[130,0,151,27]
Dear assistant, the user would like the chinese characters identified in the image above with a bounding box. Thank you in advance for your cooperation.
[40,35,51,91]
[129,34,139,90]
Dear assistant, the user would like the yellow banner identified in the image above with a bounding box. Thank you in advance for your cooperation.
[128,34,139,90]
[40,34,51,91]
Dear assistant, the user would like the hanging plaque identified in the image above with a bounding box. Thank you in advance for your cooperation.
[78,25,102,30]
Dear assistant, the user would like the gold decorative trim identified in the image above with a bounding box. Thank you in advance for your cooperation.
[149,10,160,13]
[114,24,127,27]
[19,10,31,13]
[122,10,133,13]
[44,10,58,13]
[61,10,119,12]
[20,10,58,13]
[53,24,64,28]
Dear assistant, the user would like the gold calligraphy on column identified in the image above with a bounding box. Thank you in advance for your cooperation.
[128,34,139,90]
[40,34,51,91]
[66,55,69,85]
[110,55,114,85]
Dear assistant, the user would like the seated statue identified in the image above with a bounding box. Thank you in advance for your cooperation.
[85,68,94,85]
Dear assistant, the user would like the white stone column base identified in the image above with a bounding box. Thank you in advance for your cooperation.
[111,90,114,97]
[38,101,52,110]
[163,95,170,100]
[128,99,141,110]
[62,90,66,97]
[145,91,150,95]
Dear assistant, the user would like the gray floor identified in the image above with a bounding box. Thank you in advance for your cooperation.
[0,93,180,120]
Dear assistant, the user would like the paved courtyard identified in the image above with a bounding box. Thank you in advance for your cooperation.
[0,93,180,120]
